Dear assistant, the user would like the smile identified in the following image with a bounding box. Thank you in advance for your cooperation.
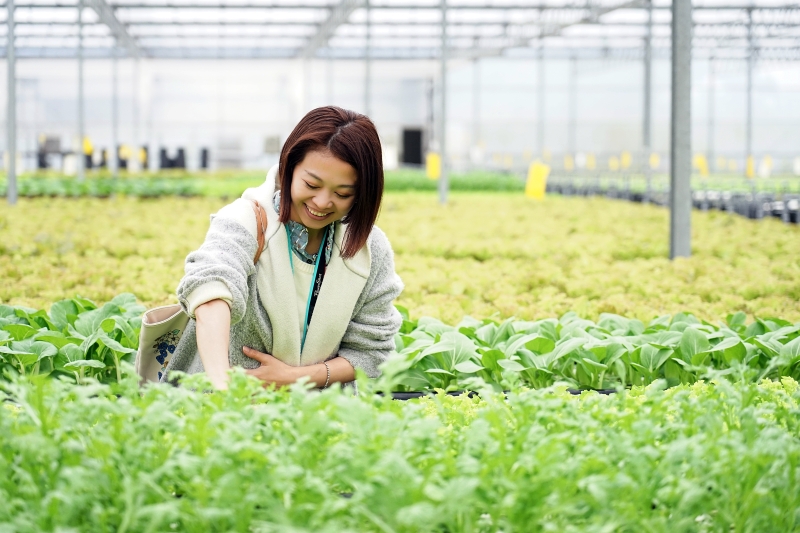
[305,204,331,219]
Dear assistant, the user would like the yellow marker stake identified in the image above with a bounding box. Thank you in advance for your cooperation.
[525,160,550,200]
[620,151,632,170]
[746,155,755,179]
[649,152,660,170]
[83,137,94,156]
[426,152,441,180]
[608,156,620,172]
[758,155,773,179]
[693,154,709,177]
[564,154,575,172]
[586,153,597,170]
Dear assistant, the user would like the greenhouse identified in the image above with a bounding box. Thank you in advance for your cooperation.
[1,0,800,531]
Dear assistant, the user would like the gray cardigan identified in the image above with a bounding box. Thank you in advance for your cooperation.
[161,175,403,384]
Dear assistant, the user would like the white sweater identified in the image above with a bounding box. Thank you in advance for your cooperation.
[161,167,404,381]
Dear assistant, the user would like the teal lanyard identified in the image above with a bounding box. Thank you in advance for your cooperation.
[285,225,328,351]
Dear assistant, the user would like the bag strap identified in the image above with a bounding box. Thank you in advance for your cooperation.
[250,199,268,265]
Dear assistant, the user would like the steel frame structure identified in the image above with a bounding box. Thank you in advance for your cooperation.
[3,0,799,256]
[0,1,798,60]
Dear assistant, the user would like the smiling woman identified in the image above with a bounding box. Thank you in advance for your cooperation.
[160,106,404,391]
[289,150,358,240]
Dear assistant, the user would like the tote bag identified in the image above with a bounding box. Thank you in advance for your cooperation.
[135,199,268,384]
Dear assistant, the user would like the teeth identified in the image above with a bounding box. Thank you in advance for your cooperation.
[307,205,328,217]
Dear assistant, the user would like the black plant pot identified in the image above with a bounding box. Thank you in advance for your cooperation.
[384,388,618,401]
[383,390,481,401]
[568,388,617,395]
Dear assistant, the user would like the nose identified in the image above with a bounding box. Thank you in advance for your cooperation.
[314,190,334,209]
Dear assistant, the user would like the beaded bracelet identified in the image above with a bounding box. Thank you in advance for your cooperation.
[322,361,331,389]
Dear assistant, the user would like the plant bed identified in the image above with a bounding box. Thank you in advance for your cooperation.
[381,390,482,401]
[382,388,617,401]
[2,374,800,531]
[387,308,800,394]
[3,296,800,395]
[549,179,800,225]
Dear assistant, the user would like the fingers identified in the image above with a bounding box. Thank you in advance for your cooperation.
[242,346,269,363]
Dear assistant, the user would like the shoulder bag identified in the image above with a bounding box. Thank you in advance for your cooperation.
[134,199,268,384]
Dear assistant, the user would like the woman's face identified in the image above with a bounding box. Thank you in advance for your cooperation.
[289,148,357,231]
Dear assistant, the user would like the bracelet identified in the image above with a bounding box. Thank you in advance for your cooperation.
[322,361,331,389]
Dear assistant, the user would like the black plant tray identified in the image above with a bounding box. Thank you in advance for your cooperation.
[383,388,618,401]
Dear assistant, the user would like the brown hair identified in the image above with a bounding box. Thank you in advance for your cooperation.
[278,106,383,258]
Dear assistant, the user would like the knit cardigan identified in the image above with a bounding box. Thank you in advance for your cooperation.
[160,166,404,383]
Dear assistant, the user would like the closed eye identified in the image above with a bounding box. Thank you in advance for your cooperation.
[305,180,353,199]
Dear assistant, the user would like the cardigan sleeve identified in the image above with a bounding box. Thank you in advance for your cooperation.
[337,228,404,378]
[177,203,259,325]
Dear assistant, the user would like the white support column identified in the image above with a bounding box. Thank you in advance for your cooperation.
[643,0,652,200]
[6,0,16,205]
[568,55,577,159]
[303,59,311,114]
[426,77,434,153]
[669,0,692,259]
[111,46,119,179]
[77,0,86,181]
[326,49,334,105]
[537,43,545,158]
[746,8,753,173]
[472,54,480,158]
[364,0,371,116]
[132,58,140,173]
[707,54,714,171]
[438,0,448,205]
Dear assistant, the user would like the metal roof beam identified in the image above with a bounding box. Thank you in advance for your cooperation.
[455,0,644,59]
[11,30,800,40]
[300,0,362,58]
[84,0,139,56]
[11,44,800,61]
[11,20,800,28]
[6,2,800,9]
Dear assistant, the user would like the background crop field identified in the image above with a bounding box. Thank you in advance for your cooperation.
[1,191,798,323]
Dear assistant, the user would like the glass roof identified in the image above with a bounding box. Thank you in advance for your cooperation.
[0,0,798,60]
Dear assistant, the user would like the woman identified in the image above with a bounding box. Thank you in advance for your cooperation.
[161,106,404,390]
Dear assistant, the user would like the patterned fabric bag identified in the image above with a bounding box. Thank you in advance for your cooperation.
[134,200,268,384]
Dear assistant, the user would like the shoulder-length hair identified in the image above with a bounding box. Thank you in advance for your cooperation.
[277,106,383,259]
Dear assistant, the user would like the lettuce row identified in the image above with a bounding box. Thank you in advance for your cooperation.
[2,296,799,393]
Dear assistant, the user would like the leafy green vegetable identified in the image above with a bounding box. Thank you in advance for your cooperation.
[0,294,143,383]
[1,371,800,531]
[2,295,800,396]
[387,309,800,392]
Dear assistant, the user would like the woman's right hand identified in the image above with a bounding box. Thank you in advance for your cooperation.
[195,299,232,390]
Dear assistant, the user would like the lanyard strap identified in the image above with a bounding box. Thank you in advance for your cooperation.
[285,225,328,351]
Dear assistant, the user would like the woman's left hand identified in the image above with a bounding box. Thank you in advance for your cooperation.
[242,346,300,386]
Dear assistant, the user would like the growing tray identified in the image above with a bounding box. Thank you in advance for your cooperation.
[384,389,618,401]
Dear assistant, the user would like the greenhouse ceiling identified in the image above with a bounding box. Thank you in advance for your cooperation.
[0,0,799,60]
